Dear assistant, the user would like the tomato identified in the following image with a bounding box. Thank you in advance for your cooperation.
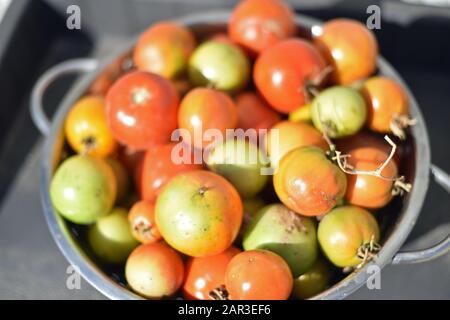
[254,39,327,113]
[65,95,117,157]
[155,170,243,257]
[183,246,241,300]
[235,92,281,131]
[318,206,380,267]
[344,147,398,209]
[311,86,367,138]
[292,258,331,299]
[273,146,347,216]
[105,157,129,203]
[289,103,312,123]
[133,22,196,79]
[139,143,202,203]
[116,145,144,172]
[178,88,238,149]
[125,242,184,298]
[105,71,179,150]
[128,200,161,244]
[313,18,378,85]
[225,249,293,300]
[88,207,138,264]
[228,0,296,54]
[265,120,328,167]
[242,204,318,277]
[361,76,409,135]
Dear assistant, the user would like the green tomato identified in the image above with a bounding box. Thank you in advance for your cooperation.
[188,41,250,92]
[311,86,366,138]
[87,207,139,264]
[50,155,116,224]
[206,138,268,198]
[243,204,318,277]
[318,205,380,267]
[292,259,331,299]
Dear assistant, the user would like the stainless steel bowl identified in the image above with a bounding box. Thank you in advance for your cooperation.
[30,11,450,300]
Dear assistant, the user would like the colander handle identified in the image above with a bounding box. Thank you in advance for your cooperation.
[391,164,450,264]
[30,58,98,136]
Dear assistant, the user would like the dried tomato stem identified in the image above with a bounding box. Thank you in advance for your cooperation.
[356,235,381,269]
[390,115,417,140]
[209,285,229,300]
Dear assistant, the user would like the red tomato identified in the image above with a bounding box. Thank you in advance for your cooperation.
[235,92,281,131]
[138,143,202,202]
[254,39,327,113]
[105,71,179,150]
[228,0,296,54]
[225,250,293,300]
[116,145,144,172]
[178,88,238,149]
[183,246,241,300]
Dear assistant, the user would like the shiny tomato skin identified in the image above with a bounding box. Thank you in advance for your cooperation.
[361,76,409,133]
[345,147,397,209]
[273,146,347,216]
[183,246,241,300]
[139,143,202,203]
[128,200,161,244]
[313,18,378,85]
[235,92,281,131]
[105,71,179,150]
[228,0,296,54]
[225,249,293,300]
[254,39,327,113]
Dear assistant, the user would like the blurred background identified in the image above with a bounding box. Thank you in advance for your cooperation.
[0,0,449,299]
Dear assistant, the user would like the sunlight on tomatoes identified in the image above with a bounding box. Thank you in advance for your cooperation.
[183,246,241,300]
[65,95,117,157]
[313,18,378,84]
[225,249,293,300]
[128,200,161,244]
[106,71,179,150]
[228,0,296,54]
[254,39,326,113]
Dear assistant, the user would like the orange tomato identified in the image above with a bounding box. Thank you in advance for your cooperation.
[178,88,238,149]
[133,22,196,79]
[235,92,281,131]
[225,250,293,300]
[361,76,409,133]
[65,95,117,157]
[273,146,347,216]
[228,0,296,54]
[313,18,378,84]
[138,143,202,203]
[128,200,161,244]
[125,242,184,298]
[265,120,328,167]
[345,147,398,209]
[254,39,327,113]
[183,246,241,300]
[155,170,243,257]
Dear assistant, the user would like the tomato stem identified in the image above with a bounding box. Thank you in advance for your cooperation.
[209,285,229,300]
[390,114,417,140]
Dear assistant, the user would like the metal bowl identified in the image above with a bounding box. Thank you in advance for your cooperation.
[30,11,450,300]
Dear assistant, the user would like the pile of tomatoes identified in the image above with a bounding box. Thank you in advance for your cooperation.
[50,0,414,300]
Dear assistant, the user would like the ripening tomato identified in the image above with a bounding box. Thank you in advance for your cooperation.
[178,88,238,149]
[254,39,327,113]
[138,143,202,203]
[128,200,161,244]
[235,92,281,131]
[273,146,347,216]
[133,22,196,79]
[265,120,328,167]
[228,0,296,54]
[313,18,378,84]
[116,145,144,172]
[65,95,117,157]
[105,71,179,150]
[125,242,184,299]
[318,206,380,267]
[345,147,398,209]
[183,246,241,300]
[292,258,331,300]
[155,170,243,257]
[361,76,409,134]
[105,157,130,203]
[225,250,293,300]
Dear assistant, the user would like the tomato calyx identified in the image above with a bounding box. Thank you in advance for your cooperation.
[133,217,155,240]
[390,114,417,140]
[302,65,334,102]
[355,235,381,269]
[81,135,97,152]
[209,285,229,300]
